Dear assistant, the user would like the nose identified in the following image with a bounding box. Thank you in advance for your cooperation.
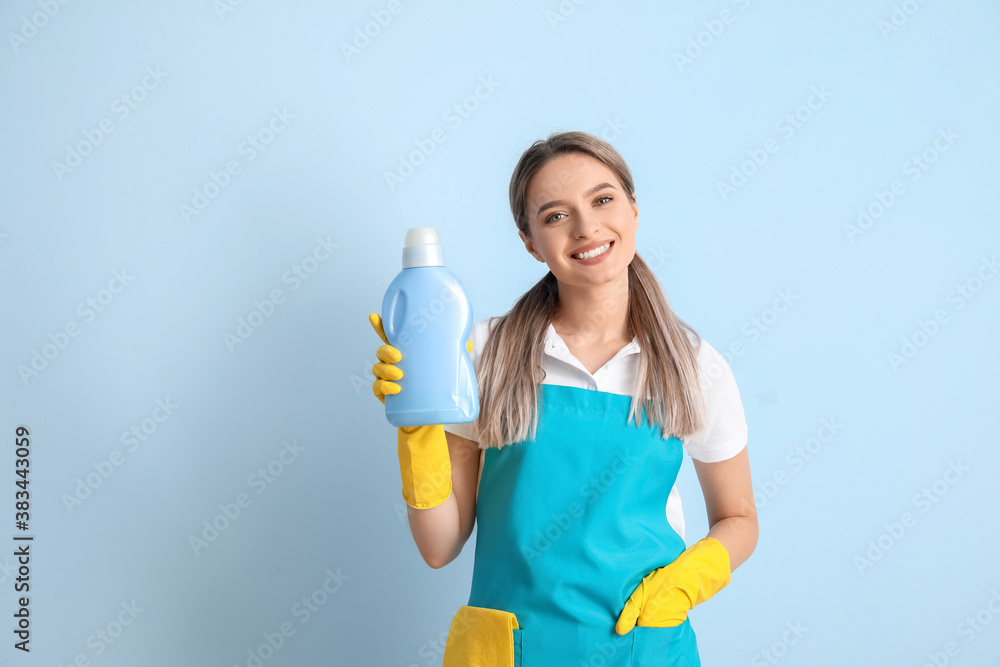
[571,207,599,238]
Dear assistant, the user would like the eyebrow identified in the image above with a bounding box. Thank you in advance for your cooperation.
[535,182,617,218]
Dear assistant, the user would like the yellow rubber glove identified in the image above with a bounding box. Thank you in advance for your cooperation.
[369,313,473,510]
[615,537,731,634]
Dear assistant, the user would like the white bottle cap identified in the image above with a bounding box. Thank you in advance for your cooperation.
[402,226,446,268]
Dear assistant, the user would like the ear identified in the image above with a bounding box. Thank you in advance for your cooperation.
[631,192,639,230]
[518,229,545,263]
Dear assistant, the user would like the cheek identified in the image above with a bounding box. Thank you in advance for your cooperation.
[539,238,559,257]
[620,238,637,259]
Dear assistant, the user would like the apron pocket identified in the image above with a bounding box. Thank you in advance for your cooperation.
[442,604,521,667]
[630,619,700,667]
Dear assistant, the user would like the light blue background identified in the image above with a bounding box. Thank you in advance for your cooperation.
[2,1,999,665]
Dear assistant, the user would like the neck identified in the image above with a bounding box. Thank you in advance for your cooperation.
[552,271,631,344]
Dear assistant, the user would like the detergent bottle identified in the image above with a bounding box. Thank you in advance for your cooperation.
[380,227,479,427]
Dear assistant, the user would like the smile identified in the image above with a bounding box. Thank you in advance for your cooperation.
[571,241,613,262]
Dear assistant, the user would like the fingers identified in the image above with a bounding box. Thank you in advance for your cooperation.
[369,313,388,345]
[372,378,400,402]
[370,314,472,404]
[372,361,402,382]
[616,577,648,635]
[370,313,402,403]
[636,587,689,628]
[616,573,691,634]
[374,313,470,359]
[376,343,401,364]
[615,594,641,635]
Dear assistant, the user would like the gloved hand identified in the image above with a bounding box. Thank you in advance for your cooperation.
[369,312,473,510]
[615,537,731,634]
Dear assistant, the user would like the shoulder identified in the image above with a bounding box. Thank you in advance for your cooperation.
[444,317,498,443]
[680,330,748,463]
[683,329,732,386]
[467,316,501,366]
[474,315,501,338]
[470,316,501,348]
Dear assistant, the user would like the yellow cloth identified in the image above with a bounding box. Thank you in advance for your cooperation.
[442,605,519,667]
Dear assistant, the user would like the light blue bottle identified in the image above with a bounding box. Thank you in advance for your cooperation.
[381,227,479,427]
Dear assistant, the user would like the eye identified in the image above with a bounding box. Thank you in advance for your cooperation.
[544,195,613,223]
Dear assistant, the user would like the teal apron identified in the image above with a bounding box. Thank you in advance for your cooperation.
[467,383,701,666]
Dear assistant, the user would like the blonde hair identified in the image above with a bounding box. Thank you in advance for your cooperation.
[474,131,706,449]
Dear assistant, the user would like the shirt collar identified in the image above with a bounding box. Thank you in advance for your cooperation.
[543,323,641,373]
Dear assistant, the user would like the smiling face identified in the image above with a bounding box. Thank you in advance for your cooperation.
[519,152,639,288]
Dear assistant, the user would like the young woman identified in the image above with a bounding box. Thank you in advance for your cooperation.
[370,131,757,666]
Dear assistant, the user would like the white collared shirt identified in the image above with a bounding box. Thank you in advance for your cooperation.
[444,317,749,541]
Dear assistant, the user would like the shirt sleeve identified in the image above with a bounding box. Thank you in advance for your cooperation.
[442,316,495,442]
[682,337,749,463]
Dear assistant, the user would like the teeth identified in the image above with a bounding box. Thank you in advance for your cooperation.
[572,242,611,260]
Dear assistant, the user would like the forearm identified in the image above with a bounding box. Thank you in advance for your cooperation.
[705,514,758,571]
[405,491,464,569]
